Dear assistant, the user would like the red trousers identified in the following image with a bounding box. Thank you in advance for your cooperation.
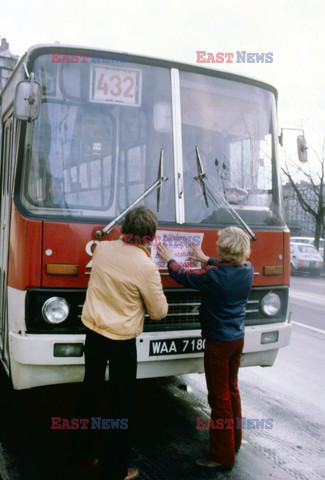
[204,338,244,465]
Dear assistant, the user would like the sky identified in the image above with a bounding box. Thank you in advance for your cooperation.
[1,0,325,173]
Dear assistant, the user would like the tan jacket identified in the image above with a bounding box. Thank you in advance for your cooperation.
[82,239,168,340]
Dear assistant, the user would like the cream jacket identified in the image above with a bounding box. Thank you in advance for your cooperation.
[82,239,168,340]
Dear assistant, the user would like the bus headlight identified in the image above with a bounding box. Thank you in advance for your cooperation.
[42,297,69,324]
[261,292,281,317]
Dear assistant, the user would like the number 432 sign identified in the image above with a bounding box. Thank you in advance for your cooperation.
[90,66,142,106]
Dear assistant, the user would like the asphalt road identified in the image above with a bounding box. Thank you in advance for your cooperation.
[0,275,324,480]
[289,274,325,331]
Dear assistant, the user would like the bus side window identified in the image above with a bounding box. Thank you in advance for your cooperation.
[65,107,115,209]
[119,145,146,211]
[118,107,147,211]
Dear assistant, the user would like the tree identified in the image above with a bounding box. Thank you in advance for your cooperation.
[282,142,325,252]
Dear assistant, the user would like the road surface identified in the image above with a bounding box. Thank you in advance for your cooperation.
[0,275,324,479]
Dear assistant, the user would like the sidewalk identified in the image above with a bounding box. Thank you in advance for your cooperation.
[0,442,9,480]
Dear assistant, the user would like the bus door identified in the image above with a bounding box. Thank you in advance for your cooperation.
[0,116,13,370]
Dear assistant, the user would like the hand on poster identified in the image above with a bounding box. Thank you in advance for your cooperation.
[152,230,204,270]
[156,243,174,263]
[187,245,209,264]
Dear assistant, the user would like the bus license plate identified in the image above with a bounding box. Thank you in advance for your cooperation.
[149,337,205,356]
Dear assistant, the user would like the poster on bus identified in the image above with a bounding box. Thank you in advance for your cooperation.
[151,230,204,270]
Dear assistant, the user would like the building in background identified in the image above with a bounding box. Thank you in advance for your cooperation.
[0,37,18,92]
[283,181,324,237]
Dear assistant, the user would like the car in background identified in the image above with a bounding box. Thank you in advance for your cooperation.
[290,242,324,276]
[290,236,324,258]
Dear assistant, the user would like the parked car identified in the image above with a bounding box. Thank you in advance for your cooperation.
[290,236,324,258]
[290,242,324,276]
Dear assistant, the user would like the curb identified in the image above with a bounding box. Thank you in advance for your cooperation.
[0,442,9,480]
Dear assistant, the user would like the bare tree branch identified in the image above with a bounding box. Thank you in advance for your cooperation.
[282,141,325,251]
[282,168,317,217]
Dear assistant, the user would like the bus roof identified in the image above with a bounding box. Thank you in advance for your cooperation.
[1,43,278,101]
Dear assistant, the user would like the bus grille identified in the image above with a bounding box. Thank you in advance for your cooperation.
[144,289,201,331]
[25,286,288,334]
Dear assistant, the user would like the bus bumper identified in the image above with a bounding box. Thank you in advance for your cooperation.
[9,321,291,389]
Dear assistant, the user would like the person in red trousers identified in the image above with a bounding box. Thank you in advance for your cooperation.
[157,226,253,470]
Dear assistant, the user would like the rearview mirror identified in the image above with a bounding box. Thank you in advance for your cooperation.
[14,78,41,121]
[297,134,308,163]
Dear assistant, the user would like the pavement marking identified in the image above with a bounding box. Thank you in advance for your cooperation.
[306,281,325,288]
[289,290,325,306]
[292,321,325,335]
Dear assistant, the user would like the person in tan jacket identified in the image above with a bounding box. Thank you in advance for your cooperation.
[80,206,168,480]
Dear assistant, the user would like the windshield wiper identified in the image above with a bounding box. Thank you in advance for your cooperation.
[194,146,256,241]
[95,148,168,238]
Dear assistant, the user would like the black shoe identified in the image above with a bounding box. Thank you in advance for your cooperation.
[196,458,234,470]
[65,457,99,477]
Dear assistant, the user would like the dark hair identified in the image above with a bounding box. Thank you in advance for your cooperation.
[121,206,157,244]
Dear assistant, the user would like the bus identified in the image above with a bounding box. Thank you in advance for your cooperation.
[0,44,292,390]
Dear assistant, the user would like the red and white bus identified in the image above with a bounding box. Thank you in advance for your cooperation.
[0,44,291,389]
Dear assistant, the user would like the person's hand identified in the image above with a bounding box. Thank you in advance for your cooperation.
[188,245,209,264]
[157,243,174,262]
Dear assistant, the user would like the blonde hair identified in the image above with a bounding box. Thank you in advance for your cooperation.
[217,226,251,265]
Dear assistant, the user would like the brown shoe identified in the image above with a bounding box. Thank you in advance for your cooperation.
[124,467,139,480]
[196,457,233,470]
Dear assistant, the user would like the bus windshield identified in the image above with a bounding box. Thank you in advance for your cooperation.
[19,52,284,227]
[180,72,283,226]
[19,54,176,222]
